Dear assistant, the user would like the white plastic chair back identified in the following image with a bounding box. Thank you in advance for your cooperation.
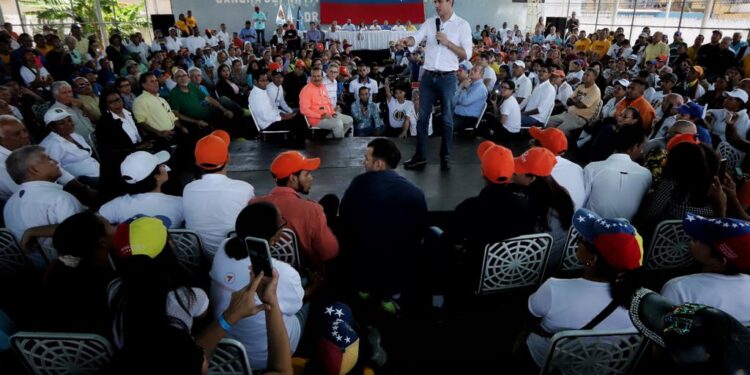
[558,226,584,272]
[208,338,253,375]
[717,141,744,171]
[540,329,646,375]
[0,228,30,278]
[168,229,205,275]
[249,108,290,140]
[476,233,553,295]
[11,331,114,375]
[270,228,301,269]
[644,220,694,271]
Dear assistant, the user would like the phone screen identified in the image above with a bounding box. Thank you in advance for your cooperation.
[719,158,727,177]
[244,236,273,276]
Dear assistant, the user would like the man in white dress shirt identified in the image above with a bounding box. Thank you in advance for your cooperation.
[584,125,652,220]
[399,0,472,171]
[267,70,294,114]
[165,27,183,53]
[183,134,255,258]
[183,28,206,55]
[521,64,556,127]
[323,63,341,108]
[39,108,100,185]
[3,145,85,267]
[341,19,357,31]
[216,23,232,49]
[249,72,307,145]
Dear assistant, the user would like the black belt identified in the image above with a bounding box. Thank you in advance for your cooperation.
[426,70,456,76]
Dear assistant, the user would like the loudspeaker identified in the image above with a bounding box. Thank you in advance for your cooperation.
[150,14,176,35]
[545,16,567,36]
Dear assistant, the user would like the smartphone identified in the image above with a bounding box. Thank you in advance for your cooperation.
[244,236,274,276]
[719,158,727,177]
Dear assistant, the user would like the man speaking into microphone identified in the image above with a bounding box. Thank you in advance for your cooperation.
[399,0,472,170]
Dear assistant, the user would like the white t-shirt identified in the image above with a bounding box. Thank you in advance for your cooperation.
[566,70,584,88]
[98,192,184,228]
[552,156,587,210]
[209,238,303,370]
[584,154,653,220]
[348,77,378,97]
[482,66,497,92]
[499,96,521,133]
[513,74,532,101]
[183,174,255,257]
[20,65,50,87]
[387,98,416,129]
[527,277,635,366]
[661,273,750,323]
[40,131,100,178]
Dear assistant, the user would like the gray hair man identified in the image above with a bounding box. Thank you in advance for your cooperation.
[48,81,95,139]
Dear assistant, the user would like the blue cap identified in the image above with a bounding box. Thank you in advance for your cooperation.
[78,67,94,75]
[152,69,164,77]
[676,102,704,119]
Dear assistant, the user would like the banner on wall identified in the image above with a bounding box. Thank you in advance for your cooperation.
[320,0,425,24]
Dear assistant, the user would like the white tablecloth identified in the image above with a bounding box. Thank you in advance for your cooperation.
[328,31,417,50]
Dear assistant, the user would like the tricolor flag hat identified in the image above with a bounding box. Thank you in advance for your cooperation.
[112,216,170,259]
[683,213,750,270]
[573,208,644,271]
[316,302,359,375]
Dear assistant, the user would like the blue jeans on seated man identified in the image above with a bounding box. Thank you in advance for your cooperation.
[521,114,544,127]
[354,123,383,137]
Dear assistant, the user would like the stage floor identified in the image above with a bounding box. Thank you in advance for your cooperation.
[227,135,529,211]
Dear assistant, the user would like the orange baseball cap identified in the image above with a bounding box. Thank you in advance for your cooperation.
[295,60,306,68]
[692,65,704,79]
[530,126,567,155]
[268,62,281,71]
[270,151,320,180]
[477,140,514,184]
[195,135,229,170]
[514,147,557,176]
[210,129,231,145]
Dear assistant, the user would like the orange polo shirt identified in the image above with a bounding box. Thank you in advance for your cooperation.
[299,82,335,126]
[614,95,657,133]
[251,187,339,262]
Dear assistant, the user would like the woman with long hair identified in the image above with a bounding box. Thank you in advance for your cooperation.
[215,63,246,106]
[512,147,574,270]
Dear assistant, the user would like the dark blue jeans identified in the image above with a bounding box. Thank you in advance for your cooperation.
[416,70,457,159]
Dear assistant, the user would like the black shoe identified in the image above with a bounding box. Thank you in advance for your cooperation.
[403,156,427,170]
[440,156,451,171]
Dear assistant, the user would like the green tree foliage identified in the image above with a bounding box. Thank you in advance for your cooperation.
[20,0,147,36]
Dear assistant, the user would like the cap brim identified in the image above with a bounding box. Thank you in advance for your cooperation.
[572,208,600,243]
[302,157,321,171]
[529,126,542,140]
[630,288,674,347]
[477,140,495,159]
[153,150,171,165]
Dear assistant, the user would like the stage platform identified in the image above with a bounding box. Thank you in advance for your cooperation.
[227,135,529,212]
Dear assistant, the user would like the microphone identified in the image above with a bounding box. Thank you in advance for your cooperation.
[435,18,441,44]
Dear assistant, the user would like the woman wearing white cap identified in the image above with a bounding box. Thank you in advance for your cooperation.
[39,108,100,187]
[97,150,183,228]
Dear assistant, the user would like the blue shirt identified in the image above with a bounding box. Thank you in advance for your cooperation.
[531,34,544,45]
[454,79,488,118]
[351,99,383,135]
[239,27,257,43]
[730,41,748,55]
[306,29,322,43]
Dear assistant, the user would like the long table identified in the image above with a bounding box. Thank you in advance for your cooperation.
[327,30,417,50]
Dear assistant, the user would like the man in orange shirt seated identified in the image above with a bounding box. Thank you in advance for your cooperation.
[252,150,339,298]
[614,78,656,133]
[299,67,353,138]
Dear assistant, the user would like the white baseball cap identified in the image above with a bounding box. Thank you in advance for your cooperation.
[724,89,749,104]
[120,151,171,184]
[614,79,631,88]
[513,60,525,69]
[44,107,72,126]
[458,61,473,71]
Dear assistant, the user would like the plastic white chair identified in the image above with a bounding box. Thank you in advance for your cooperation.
[0,228,30,278]
[540,329,647,375]
[208,338,252,375]
[644,220,694,271]
[248,108,291,141]
[459,101,488,134]
[11,331,114,375]
[270,228,301,269]
[558,226,584,273]
[476,233,553,295]
[168,229,205,275]
[717,141,743,171]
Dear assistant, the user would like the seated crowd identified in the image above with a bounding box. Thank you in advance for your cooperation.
[0,9,750,374]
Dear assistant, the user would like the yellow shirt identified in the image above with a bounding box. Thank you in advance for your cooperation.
[489,62,501,75]
[36,45,53,56]
[175,20,189,35]
[79,95,101,123]
[186,16,198,29]
[133,92,177,132]
[574,38,591,52]
[643,42,669,63]
[589,40,611,59]
[687,46,699,63]
[406,25,417,31]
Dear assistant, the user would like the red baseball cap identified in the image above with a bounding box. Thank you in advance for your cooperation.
[514,147,557,176]
[295,60,306,69]
[530,126,567,155]
[210,129,231,145]
[270,151,320,180]
[666,133,700,152]
[477,141,514,184]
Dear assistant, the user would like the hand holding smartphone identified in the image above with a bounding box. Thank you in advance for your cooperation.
[244,236,274,277]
